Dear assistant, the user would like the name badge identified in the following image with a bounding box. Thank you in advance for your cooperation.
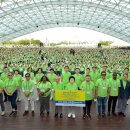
[103,87,106,90]
[87,91,90,94]
[113,88,117,91]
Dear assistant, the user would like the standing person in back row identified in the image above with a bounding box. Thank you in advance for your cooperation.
[118,73,130,117]
[108,72,120,116]
[96,71,109,118]
[61,66,71,87]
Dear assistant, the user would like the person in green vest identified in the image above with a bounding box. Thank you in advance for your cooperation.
[0,79,5,116]
[65,76,78,119]
[108,72,120,116]
[61,66,71,87]
[47,68,56,84]
[13,69,23,102]
[95,71,109,118]
[80,75,95,119]
[37,75,51,117]
[22,73,35,117]
[1,66,8,102]
[52,76,64,118]
[4,72,19,117]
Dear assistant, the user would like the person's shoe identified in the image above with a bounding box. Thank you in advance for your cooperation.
[102,113,106,118]
[68,113,72,118]
[60,113,63,118]
[94,99,97,102]
[9,111,15,117]
[23,111,29,116]
[54,113,58,118]
[112,112,117,116]
[32,111,35,117]
[1,111,5,116]
[118,112,122,116]
[82,114,86,119]
[72,114,76,119]
[121,112,126,117]
[40,111,44,117]
[107,112,110,116]
[4,99,7,102]
[87,114,91,120]
[98,113,101,118]
[47,111,49,117]
[13,111,17,117]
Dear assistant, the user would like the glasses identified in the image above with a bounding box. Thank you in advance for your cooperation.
[101,74,106,76]
[26,76,30,77]
[8,75,12,76]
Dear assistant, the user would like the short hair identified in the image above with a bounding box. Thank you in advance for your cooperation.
[86,75,91,78]
[50,68,54,71]
[69,76,75,81]
[25,73,30,77]
[86,68,90,71]
[64,66,69,69]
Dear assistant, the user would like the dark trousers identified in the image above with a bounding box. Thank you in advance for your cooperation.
[4,91,8,101]
[83,100,92,115]
[8,91,18,110]
[0,93,5,111]
[108,96,118,113]
[39,95,50,113]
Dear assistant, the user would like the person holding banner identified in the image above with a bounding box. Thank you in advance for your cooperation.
[80,75,95,119]
[37,76,51,117]
[4,72,19,117]
[52,76,64,118]
[96,71,109,118]
[65,76,78,119]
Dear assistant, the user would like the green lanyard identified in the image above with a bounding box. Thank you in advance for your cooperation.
[86,82,91,91]
[8,80,12,89]
[101,79,106,88]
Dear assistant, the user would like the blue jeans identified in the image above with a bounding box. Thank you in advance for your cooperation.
[97,97,107,114]
[8,90,18,110]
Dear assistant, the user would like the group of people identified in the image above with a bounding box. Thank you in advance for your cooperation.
[0,47,130,120]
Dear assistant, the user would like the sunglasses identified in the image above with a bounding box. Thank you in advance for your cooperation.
[101,74,106,76]
[8,75,12,76]
[25,76,30,77]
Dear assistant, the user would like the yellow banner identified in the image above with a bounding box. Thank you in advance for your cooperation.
[55,90,85,101]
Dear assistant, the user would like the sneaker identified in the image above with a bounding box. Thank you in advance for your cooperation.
[94,99,97,102]
[72,114,76,119]
[54,113,58,118]
[121,112,126,117]
[13,111,17,117]
[87,114,91,120]
[82,114,86,119]
[32,111,35,117]
[60,113,63,118]
[118,112,122,116]
[102,113,106,118]
[40,111,44,117]
[98,113,101,118]
[23,111,29,116]
[112,112,117,116]
[1,111,5,116]
[47,111,49,117]
[68,113,72,118]
[9,111,15,117]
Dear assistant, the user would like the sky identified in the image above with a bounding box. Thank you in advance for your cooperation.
[14,27,130,46]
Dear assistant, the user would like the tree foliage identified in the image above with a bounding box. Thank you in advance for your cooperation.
[98,41,113,46]
[1,39,42,45]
